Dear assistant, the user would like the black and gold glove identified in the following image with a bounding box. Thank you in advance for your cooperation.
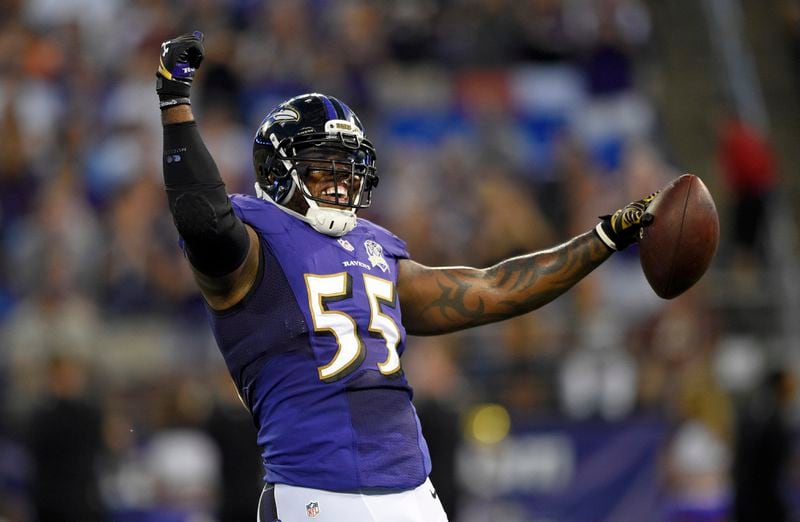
[595,192,657,251]
[156,31,204,110]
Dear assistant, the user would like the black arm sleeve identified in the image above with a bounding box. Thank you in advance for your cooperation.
[163,121,250,277]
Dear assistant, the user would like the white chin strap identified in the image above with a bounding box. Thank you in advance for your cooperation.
[304,200,357,236]
[254,182,357,237]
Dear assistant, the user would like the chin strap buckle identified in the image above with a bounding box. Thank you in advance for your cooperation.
[308,206,357,237]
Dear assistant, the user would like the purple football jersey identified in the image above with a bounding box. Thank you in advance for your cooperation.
[205,194,431,491]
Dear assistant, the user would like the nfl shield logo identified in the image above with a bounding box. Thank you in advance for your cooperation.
[306,501,320,518]
[337,238,354,252]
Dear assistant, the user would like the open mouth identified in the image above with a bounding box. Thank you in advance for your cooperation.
[319,184,349,203]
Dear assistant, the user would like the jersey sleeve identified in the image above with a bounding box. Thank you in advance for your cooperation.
[359,218,410,260]
[229,193,263,222]
[229,193,292,237]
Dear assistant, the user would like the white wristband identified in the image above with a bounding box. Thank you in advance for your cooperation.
[594,222,618,251]
[159,97,191,110]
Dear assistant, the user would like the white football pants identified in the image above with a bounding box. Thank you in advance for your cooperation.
[258,477,449,522]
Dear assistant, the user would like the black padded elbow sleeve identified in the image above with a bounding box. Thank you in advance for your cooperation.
[163,121,249,277]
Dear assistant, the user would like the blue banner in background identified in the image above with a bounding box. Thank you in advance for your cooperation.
[458,419,669,522]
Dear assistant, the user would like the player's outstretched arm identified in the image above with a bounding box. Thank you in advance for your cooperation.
[397,231,611,335]
[397,195,655,335]
[158,32,260,310]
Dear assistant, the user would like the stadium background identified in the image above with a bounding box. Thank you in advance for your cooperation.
[0,0,799,520]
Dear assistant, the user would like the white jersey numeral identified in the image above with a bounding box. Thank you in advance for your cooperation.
[305,273,363,382]
[305,273,401,382]
[363,274,402,375]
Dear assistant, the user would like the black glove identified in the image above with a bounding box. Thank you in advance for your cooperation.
[595,192,657,251]
[156,31,204,110]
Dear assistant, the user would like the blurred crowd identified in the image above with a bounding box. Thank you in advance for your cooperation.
[0,0,794,521]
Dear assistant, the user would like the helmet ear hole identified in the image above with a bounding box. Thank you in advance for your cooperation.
[256,163,268,182]
[263,156,290,180]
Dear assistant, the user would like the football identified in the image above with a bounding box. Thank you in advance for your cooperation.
[638,174,720,299]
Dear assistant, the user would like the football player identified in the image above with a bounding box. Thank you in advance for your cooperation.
[157,32,654,522]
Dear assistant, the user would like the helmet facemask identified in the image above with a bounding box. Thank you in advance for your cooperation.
[292,147,377,209]
[255,123,379,236]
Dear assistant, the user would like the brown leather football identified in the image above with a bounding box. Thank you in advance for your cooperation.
[638,174,720,299]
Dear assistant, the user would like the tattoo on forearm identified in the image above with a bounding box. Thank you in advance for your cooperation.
[428,271,486,321]
[421,232,611,329]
